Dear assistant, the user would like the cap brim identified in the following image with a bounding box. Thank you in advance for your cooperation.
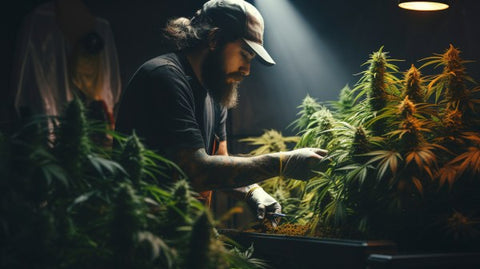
[243,39,276,66]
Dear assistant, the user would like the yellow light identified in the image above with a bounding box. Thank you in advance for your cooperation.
[398,1,449,11]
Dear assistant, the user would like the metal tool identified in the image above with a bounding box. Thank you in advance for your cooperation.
[266,212,287,218]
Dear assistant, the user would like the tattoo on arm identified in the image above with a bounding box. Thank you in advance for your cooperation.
[174,148,280,191]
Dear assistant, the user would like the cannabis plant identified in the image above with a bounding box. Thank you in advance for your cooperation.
[240,129,306,223]
[240,129,299,156]
[55,98,92,184]
[283,45,480,251]
[330,84,356,120]
[402,64,426,103]
[240,129,299,192]
[290,95,323,132]
[1,98,266,269]
[109,183,146,268]
[350,47,402,135]
[118,132,146,185]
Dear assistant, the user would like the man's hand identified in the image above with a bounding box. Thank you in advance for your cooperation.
[173,143,328,191]
[245,185,282,227]
[281,148,328,181]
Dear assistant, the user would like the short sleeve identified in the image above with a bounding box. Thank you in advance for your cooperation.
[115,63,206,156]
[215,105,228,142]
[147,66,205,153]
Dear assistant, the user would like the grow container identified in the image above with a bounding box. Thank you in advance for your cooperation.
[219,229,397,269]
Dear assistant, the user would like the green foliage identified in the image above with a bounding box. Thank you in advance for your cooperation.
[330,84,356,119]
[239,129,299,155]
[187,211,215,269]
[240,130,306,223]
[351,126,370,159]
[55,97,91,182]
[296,105,336,149]
[276,45,480,251]
[118,132,145,184]
[0,98,264,268]
[289,95,323,132]
[164,179,197,235]
[226,243,270,269]
[109,183,146,268]
[403,65,426,103]
[351,47,402,135]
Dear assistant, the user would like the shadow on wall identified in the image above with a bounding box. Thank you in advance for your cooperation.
[231,0,350,138]
[231,0,480,139]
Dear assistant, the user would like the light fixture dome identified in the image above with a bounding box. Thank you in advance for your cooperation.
[398,0,450,11]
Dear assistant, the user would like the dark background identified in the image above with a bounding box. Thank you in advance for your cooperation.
[3,0,480,224]
[4,0,480,148]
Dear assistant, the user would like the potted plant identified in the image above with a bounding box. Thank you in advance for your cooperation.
[229,45,480,268]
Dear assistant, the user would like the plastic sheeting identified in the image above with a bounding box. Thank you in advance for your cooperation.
[12,2,121,120]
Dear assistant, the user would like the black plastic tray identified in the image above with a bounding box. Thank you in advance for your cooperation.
[219,229,397,269]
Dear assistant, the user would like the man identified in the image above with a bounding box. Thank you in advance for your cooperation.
[115,0,327,225]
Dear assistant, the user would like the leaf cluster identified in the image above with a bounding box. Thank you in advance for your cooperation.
[0,98,265,268]
[274,45,480,250]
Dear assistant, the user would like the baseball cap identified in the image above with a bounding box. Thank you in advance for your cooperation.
[198,0,276,66]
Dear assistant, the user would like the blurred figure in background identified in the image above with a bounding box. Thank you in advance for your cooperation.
[11,0,121,144]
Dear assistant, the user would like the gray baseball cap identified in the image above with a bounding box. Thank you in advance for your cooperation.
[199,0,275,66]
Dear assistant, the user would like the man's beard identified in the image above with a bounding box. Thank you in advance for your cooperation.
[201,48,240,109]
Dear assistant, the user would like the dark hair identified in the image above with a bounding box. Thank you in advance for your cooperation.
[162,10,240,51]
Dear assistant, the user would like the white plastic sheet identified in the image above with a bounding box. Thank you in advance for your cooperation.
[12,2,121,120]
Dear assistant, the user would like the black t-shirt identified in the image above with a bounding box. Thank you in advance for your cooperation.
[115,52,227,158]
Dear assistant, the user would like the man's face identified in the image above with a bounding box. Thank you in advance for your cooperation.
[202,39,256,109]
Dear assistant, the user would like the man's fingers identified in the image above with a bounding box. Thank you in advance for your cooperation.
[274,204,282,215]
[283,148,329,181]
[257,204,266,220]
[266,203,282,228]
[309,148,328,157]
[271,219,278,228]
[273,204,282,228]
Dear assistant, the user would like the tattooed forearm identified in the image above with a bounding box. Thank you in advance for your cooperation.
[175,148,280,191]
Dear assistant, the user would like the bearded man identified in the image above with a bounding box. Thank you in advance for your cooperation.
[115,0,327,225]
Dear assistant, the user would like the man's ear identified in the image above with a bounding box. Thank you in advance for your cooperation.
[207,28,221,51]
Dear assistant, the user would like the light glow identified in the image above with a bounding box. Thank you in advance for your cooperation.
[398,1,449,11]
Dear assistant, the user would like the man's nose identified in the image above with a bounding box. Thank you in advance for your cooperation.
[240,62,251,77]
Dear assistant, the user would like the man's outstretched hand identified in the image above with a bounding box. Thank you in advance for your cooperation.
[281,148,328,181]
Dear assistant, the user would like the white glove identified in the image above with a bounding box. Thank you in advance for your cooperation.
[281,148,328,181]
[244,184,282,227]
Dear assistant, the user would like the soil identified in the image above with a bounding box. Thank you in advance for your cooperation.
[243,221,348,238]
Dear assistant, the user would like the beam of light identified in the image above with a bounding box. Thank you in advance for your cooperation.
[252,0,349,107]
[398,1,449,11]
